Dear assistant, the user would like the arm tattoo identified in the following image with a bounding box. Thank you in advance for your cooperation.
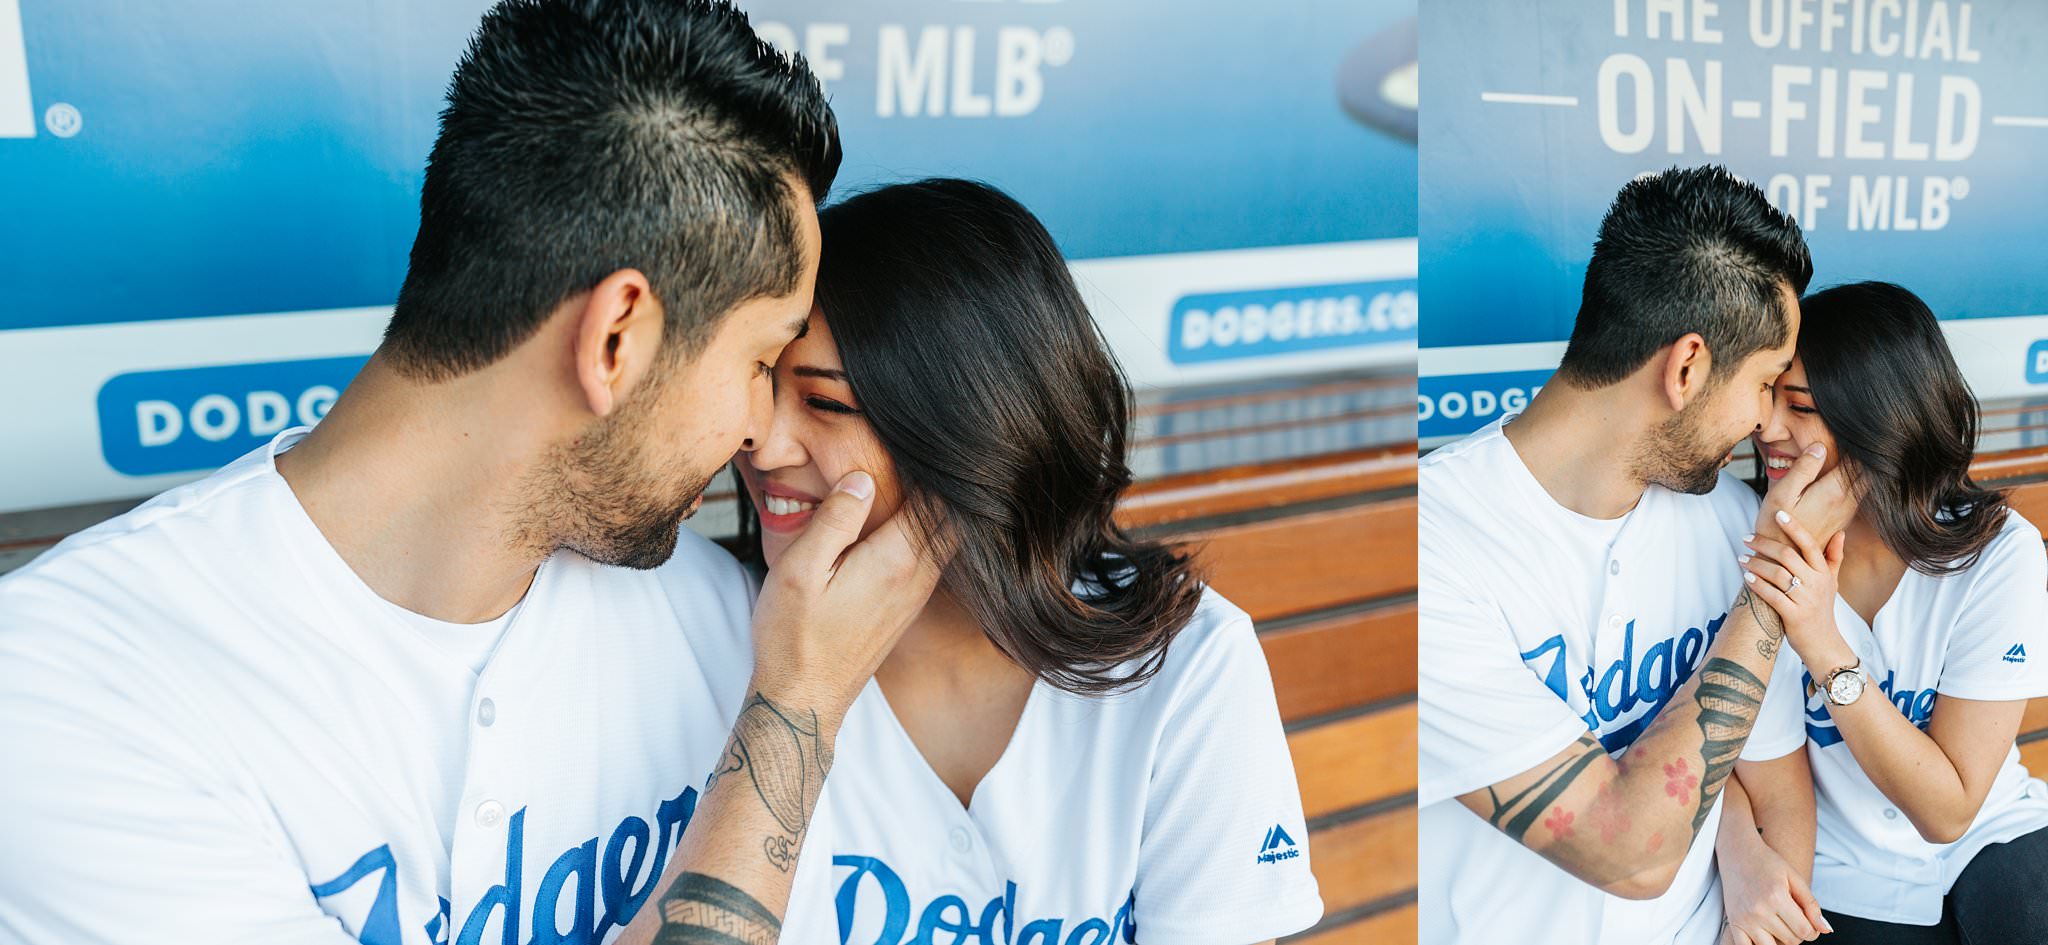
[702,693,832,873]
[651,873,780,945]
[1690,658,1767,834]
[1483,733,1606,843]
[1739,586,1785,661]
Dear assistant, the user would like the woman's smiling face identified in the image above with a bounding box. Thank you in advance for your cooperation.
[735,306,904,568]
[1752,356,1843,483]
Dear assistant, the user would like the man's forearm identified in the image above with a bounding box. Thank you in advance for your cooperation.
[1475,585,1786,889]
[616,690,836,945]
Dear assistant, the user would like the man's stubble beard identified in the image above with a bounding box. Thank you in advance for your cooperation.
[1634,391,1742,497]
[520,369,717,570]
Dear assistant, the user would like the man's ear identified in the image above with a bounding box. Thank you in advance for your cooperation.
[571,268,664,418]
[1658,332,1712,413]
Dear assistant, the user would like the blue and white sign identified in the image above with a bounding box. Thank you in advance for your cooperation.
[1421,0,2048,442]
[0,0,1416,514]
[96,356,366,478]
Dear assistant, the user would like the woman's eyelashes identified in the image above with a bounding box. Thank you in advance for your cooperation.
[804,393,862,416]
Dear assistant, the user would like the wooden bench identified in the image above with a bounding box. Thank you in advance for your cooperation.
[1975,399,2048,777]
[1113,371,1418,944]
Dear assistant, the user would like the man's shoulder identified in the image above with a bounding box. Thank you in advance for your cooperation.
[0,455,282,623]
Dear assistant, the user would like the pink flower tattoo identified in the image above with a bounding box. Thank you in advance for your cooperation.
[1664,759,1699,803]
[1544,805,1577,840]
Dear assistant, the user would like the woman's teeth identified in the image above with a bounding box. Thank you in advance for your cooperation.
[1765,455,1794,470]
[764,495,818,516]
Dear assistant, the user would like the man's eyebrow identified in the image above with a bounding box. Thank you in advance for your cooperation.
[786,317,811,340]
[1782,384,1812,394]
[792,366,848,381]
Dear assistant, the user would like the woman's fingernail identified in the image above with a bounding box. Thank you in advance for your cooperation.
[1775,510,1791,525]
[1745,572,1757,584]
[1738,555,1751,564]
[1807,443,1827,458]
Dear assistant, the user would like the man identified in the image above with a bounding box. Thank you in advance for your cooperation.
[0,2,932,943]
[1418,166,1851,945]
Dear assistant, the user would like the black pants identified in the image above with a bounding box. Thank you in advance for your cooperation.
[1812,825,2048,945]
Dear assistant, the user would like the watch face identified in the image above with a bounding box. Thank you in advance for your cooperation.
[1830,670,1866,705]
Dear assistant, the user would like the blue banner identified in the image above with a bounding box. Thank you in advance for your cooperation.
[0,0,1417,512]
[0,0,1414,333]
[1420,0,2048,439]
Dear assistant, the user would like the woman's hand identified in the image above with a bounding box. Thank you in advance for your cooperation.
[1717,830,1829,945]
[1740,510,1848,665]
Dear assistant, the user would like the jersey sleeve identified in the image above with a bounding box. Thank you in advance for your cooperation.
[1742,645,1809,761]
[1130,602,1323,945]
[0,649,358,944]
[1417,533,1592,807]
[1936,517,2048,701]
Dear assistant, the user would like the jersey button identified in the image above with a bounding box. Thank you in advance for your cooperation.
[477,698,497,727]
[1606,614,1624,631]
[948,827,973,854]
[1610,560,1621,575]
[1883,808,1899,820]
[476,799,507,829]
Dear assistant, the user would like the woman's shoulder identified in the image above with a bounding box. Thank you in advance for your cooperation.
[1097,584,1267,709]
[1974,506,2045,572]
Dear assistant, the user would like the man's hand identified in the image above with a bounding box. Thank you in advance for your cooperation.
[1755,445,1853,543]
[617,469,947,945]
[749,470,948,724]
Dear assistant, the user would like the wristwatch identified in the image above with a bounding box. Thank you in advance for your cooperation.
[1806,660,1867,706]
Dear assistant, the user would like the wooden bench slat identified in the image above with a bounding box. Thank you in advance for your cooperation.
[2021,698,2048,739]
[2022,739,2048,777]
[1264,603,1418,723]
[1290,704,1418,819]
[1118,445,1417,530]
[1307,806,1419,916]
[1179,497,1418,623]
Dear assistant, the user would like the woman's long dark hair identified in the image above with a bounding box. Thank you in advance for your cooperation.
[734,178,1204,694]
[1793,281,2007,574]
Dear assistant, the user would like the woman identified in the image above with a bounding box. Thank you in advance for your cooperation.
[1721,282,2048,944]
[730,178,1323,943]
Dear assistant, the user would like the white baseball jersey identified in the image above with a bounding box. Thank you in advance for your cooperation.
[1418,416,1806,945]
[796,589,1323,945]
[0,428,839,944]
[1785,509,2048,925]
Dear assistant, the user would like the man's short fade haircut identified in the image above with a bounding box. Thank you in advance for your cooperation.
[1556,165,1812,390]
[382,0,840,380]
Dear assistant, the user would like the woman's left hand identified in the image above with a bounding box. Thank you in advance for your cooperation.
[1740,511,1847,662]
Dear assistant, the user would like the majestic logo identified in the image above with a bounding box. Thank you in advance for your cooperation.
[1255,824,1300,864]
[2006,644,2028,664]
[0,0,32,138]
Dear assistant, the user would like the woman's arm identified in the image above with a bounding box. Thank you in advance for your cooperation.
[1718,756,1827,944]
[1737,751,1817,881]
[1742,525,2028,844]
[1802,642,2024,844]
